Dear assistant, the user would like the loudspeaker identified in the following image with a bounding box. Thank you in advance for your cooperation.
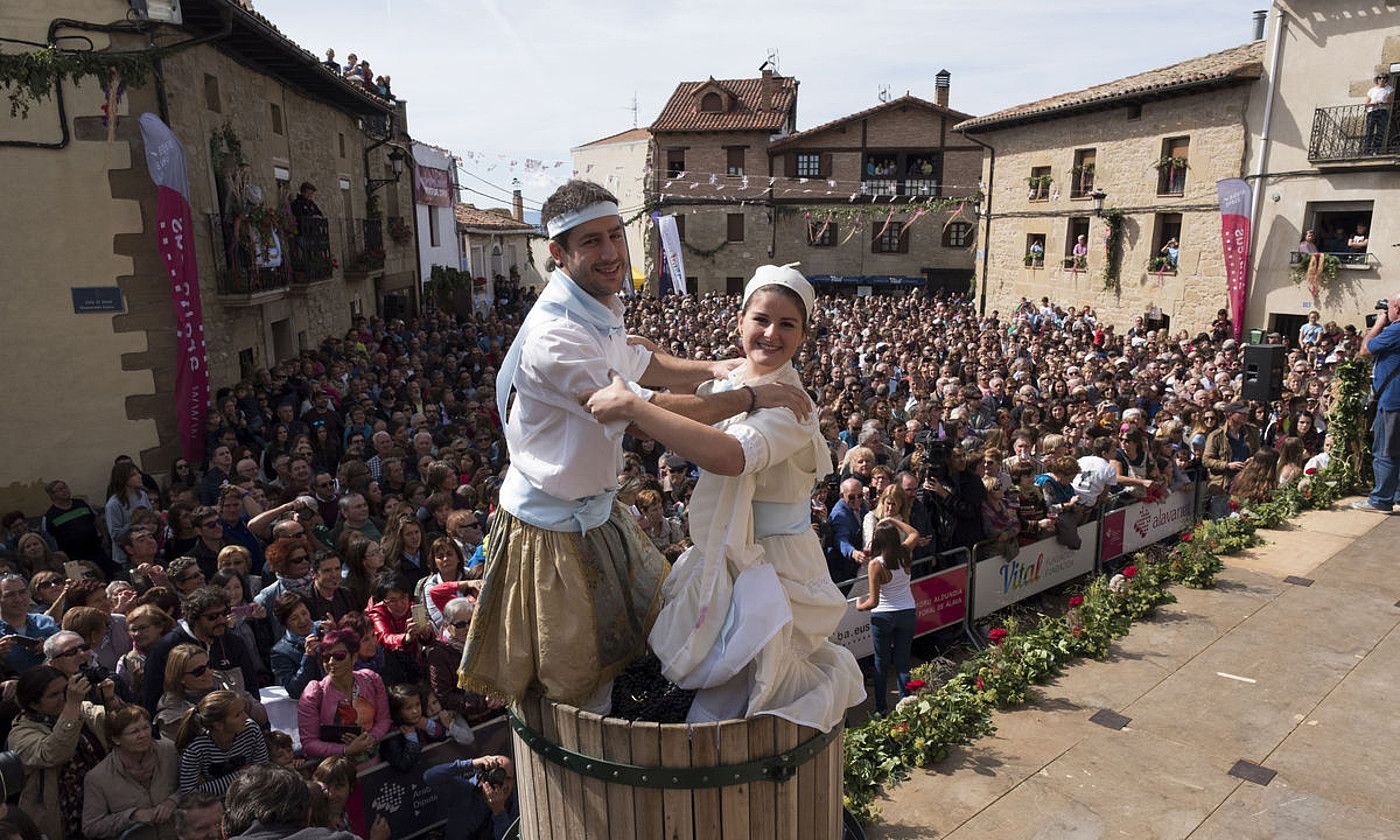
[1241,344,1286,403]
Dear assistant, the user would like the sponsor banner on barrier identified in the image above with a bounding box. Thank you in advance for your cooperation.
[973,524,1097,619]
[831,562,969,659]
[1099,488,1195,562]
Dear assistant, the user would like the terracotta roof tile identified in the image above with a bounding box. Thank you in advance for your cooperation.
[454,204,536,231]
[651,75,798,133]
[770,95,974,150]
[955,42,1264,133]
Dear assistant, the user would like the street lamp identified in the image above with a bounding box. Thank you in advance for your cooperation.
[367,145,407,193]
[1091,189,1108,216]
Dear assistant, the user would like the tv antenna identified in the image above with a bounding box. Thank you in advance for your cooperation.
[878,84,891,103]
[760,48,779,74]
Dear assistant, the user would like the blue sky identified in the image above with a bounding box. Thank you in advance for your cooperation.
[257,0,1269,212]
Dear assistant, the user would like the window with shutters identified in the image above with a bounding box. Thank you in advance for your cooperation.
[808,219,836,247]
[942,221,973,248]
[666,149,685,177]
[873,220,908,253]
[1157,137,1189,196]
[1063,217,1090,268]
[1027,166,1051,202]
[1070,148,1096,198]
[1150,213,1183,272]
[726,146,745,176]
[270,103,283,135]
[674,215,685,242]
[204,74,221,112]
[726,213,744,242]
[428,206,440,247]
[795,153,821,178]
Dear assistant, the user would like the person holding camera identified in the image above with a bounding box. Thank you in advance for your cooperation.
[10,663,118,839]
[422,755,518,840]
[1354,293,1400,513]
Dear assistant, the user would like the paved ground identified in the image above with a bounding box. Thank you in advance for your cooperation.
[866,499,1400,840]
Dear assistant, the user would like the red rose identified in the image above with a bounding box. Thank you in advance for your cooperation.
[976,676,985,691]
[1068,595,1084,608]
[1304,467,1317,475]
[988,627,1009,645]
[1072,625,1084,638]
[905,679,926,692]
[1228,499,1240,511]
[1181,533,1193,542]
[1122,565,1138,579]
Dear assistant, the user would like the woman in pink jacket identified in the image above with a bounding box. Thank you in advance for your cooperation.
[296,626,390,759]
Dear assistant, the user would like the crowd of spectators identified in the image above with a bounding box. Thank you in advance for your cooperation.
[0,278,1357,839]
[322,49,392,99]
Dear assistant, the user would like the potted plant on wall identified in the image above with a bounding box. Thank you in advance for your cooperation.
[1025,174,1053,200]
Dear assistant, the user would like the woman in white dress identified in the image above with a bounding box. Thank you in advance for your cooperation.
[586,265,863,731]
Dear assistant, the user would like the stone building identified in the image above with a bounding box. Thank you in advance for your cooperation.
[766,83,981,295]
[0,0,418,509]
[646,69,982,296]
[571,127,653,287]
[455,202,542,310]
[955,42,1265,333]
[1244,1,1399,338]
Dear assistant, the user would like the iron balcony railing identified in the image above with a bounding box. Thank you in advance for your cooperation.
[207,212,290,297]
[1308,103,1398,162]
[342,217,385,273]
[290,215,333,283]
[859,178,941,197]
[1289,249,1375,269]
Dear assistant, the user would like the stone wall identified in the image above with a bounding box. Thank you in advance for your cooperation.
[969,84,1255,333]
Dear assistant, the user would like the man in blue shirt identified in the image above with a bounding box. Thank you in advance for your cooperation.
[827,478,868,587]
[0,573,59,674]
[1355,293,1400,513]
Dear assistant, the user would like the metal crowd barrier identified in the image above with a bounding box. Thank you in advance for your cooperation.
[829,473,1208,658]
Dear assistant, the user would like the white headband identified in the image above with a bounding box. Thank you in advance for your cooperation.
[741,263,815,322]
[545,201,620,239]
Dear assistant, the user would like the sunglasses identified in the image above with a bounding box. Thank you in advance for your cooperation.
[321,650,351,662]
[56,644,90,658]
[201,609,229,621]
[178,573,205,584]
[186,664,209,677]
[449,620,471,629]
[200,520,220,529]
[37,580,63,589]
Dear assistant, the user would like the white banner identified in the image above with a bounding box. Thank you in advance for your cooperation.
[655,213,687,295]
[973,523,1098,619]
[1098,487,1196,562]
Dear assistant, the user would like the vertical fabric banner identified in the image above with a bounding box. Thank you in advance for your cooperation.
[1217,178,1252,342]
[654,212,687,295]
[140,113,210,464]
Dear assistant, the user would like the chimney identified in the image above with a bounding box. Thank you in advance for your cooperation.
[761,67,775,111]
[1252,9,1267,40]
[512,189,524,222]
[934,69,951,108]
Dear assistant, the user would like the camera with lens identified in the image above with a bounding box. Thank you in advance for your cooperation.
[1377,299,1390,311]
[468,762,508,787]
[79,663,110,687]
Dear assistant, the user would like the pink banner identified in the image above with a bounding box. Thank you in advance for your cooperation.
[140,114,209,464]
[912,563,968,634]
[1217,178,1252,342]
[415,165,452,207]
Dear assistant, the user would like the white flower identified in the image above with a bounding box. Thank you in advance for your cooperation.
[1108,574,1128,594]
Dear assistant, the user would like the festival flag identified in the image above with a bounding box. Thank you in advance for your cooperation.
[139,113,209,464]
[655,213,687,295]
[1216,178,1251,341]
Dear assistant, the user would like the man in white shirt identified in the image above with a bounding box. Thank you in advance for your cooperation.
[462,179,806,712]
[1364,73,1394,153]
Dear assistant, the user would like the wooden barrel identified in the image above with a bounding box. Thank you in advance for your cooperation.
[508,692,845,840]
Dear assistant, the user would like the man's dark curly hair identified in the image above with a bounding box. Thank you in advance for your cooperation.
[541,179,619,249]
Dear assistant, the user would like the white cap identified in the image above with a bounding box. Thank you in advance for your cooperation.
[742,263,815,322]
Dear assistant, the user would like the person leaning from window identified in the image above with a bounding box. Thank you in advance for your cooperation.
[82,704,180,840]
[9,665,117,840]
[1353,292,1400,513]
[1160,237,1179,268]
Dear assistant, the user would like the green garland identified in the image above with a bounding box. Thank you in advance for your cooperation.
[0,42,176,118]
[1288,253,1341,288]
[1101,208,1125,291]
[843,463,1359,824]
[682,239,732,258]
[1327,356,1372,487]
